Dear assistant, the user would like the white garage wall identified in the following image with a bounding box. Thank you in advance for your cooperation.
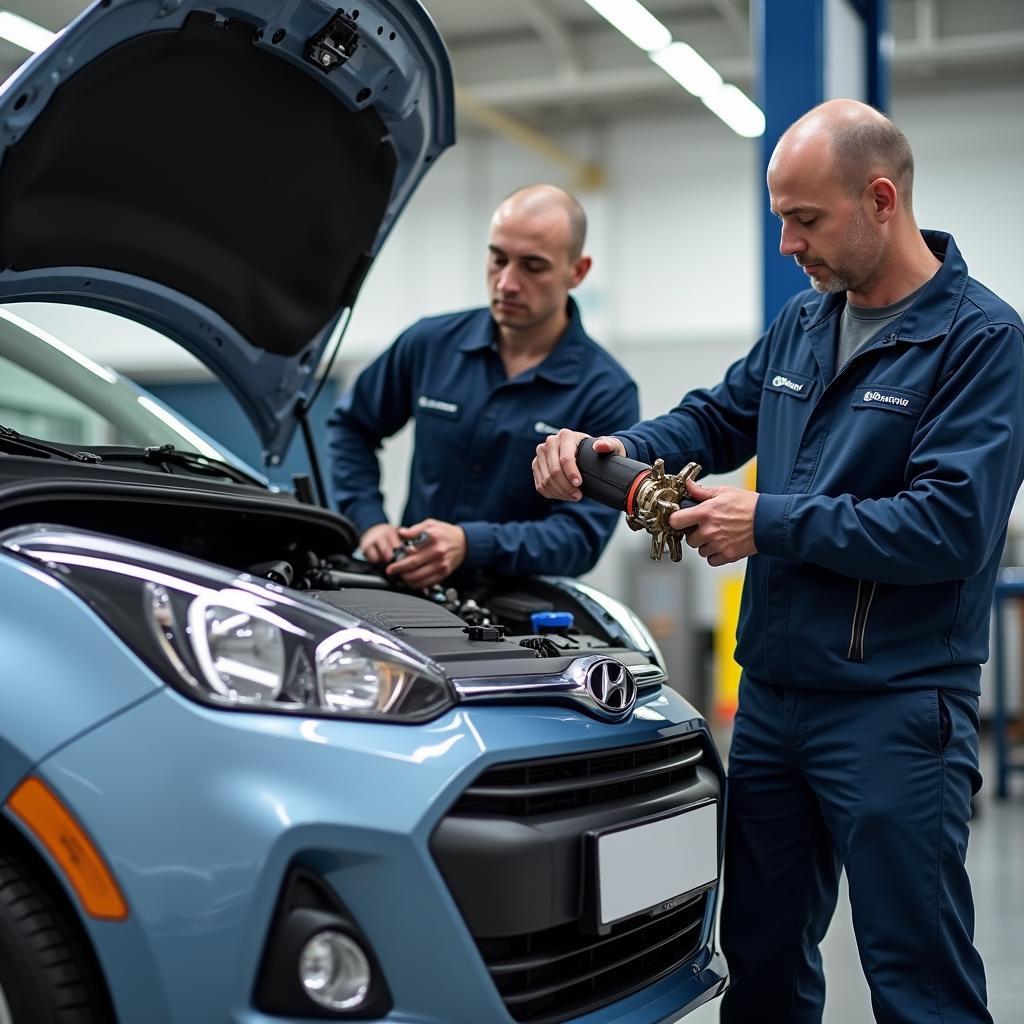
[894,85,1024,311]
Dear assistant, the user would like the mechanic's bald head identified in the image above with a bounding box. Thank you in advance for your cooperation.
[492,184,588,261]
[771,99,916,210]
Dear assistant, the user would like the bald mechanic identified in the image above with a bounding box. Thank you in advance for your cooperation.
[534,101,1024,1023]
[328,185,638,588]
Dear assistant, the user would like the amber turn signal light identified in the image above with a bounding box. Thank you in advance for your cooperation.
[6,776,128,920]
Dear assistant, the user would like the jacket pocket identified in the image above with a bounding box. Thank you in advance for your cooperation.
[846,579,877,661]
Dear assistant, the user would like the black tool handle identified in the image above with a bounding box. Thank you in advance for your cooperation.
[575,438,650,511]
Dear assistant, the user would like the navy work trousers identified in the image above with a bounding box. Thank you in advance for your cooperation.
[719,676,991,1024]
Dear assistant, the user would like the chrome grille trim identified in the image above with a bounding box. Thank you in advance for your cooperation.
[453,658,665,722]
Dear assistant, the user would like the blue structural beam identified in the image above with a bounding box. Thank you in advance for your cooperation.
[755,0,889,328]
[856,0,891,113]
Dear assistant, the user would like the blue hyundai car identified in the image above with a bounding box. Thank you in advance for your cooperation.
[0,2,726,1022]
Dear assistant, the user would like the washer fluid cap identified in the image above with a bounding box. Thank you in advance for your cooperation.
[531,611,574,633]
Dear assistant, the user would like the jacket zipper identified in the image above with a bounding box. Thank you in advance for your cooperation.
[847,580,877,661]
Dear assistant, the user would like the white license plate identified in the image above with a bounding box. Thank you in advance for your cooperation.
[596,802,718,926]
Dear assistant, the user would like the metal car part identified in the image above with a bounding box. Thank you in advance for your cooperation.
[305,9,360,73]
[575,439,702,562]
[625,458,703,562]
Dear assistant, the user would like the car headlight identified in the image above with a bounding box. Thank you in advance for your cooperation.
[3,526,453,723]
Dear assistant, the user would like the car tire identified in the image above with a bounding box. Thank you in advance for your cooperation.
[0,846,113,1024]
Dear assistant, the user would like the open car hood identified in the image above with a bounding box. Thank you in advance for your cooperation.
[0,0,454,462]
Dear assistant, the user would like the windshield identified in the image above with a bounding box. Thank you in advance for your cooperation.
[0,306,238,463]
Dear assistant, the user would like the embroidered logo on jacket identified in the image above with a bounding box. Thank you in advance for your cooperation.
[765,367,815,400]
[417,395,459,415]
[852,384,925,416]
[862,390,909,408]
[534,420,560,435]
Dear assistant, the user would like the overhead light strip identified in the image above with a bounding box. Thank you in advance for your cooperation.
[699,82,766,139]
[581,0,672,53]
[650,42,722,98]
[581,0,765,138]
[0,10,56,54]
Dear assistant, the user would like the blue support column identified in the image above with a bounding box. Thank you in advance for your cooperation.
[754,0,889,328]
[755,0,824,329]
[860,0,890,111]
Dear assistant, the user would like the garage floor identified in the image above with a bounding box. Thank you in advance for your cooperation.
[682,740,1024,1023]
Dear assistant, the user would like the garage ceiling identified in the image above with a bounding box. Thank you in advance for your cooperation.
[3,0,1024,123]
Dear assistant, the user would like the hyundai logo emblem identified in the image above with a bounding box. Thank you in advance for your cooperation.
[582,657,638,720]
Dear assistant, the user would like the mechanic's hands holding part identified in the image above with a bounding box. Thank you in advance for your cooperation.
[359,522,403,563]
[533,429,626,501]
[386,519,467,588]
[670,478,759,567]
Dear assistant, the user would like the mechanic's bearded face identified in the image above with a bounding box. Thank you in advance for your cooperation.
[768,141,887,298]
[798,203,887,295]
[486,209,587,334]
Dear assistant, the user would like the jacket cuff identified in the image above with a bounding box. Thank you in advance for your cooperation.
[753,493,793,556]
[460,521,498,570]
[342,500,388,538]
[617,435,642,461]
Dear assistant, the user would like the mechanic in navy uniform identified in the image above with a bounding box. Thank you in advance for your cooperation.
[534,101,1024,1023]
[327,184,639,589]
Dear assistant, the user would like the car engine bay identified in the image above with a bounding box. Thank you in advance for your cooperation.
[0,463,664,683]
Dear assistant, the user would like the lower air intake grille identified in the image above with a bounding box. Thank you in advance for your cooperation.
[480,891,708,1024]
[435,735,719,1022]
[450,734,705,818]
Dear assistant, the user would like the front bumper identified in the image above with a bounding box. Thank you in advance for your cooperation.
[12,683,725,1024]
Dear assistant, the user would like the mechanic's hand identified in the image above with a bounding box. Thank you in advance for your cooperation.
[533,429,626,501]
[386,519,467,589]
[360,522,403,563]
[669,479,759,567]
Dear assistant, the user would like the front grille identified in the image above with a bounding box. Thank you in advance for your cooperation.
[480,890,709,1024]
[435,735,718,1021]
[449,734,705,818]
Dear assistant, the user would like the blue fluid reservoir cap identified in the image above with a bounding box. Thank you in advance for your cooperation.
[531,611,574,633]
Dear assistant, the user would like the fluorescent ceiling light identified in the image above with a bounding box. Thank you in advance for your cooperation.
[650,42,722,98]
[701,82,766,138]
[581,0,672,53]
[644,24,765,138]
[0,10,56,53]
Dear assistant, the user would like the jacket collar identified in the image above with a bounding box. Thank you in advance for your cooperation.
[458,297,586,385]
[798,230,968,345]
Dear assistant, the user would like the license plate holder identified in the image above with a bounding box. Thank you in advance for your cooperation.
[583,799,718,936]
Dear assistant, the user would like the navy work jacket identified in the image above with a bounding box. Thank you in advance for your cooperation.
[328,300,639,577]
[620,232,1024,692]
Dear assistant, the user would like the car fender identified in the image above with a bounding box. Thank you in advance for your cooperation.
[0,554,163,799]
